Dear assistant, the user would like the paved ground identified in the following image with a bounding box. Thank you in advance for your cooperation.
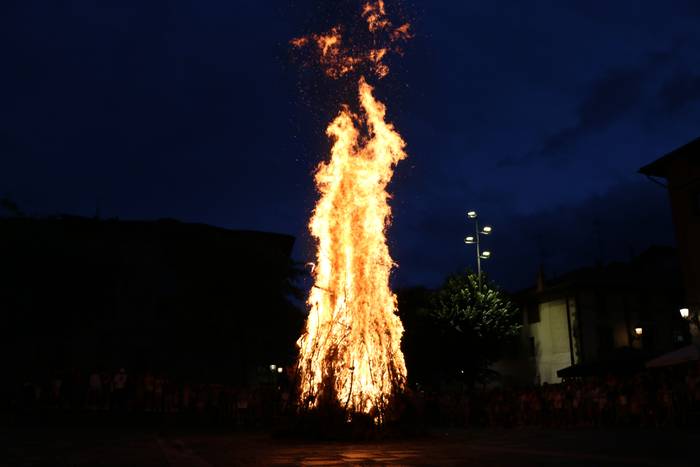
[3,426,698,466]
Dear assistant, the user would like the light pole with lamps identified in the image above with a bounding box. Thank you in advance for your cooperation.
[632,326,644,349]
[679,307,700,344]
[464,210,493,283]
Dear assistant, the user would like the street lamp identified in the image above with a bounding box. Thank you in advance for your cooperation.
[634,327,643,337]
[679,306,700,345]
[679,306,699,327]
[464,210,493,281]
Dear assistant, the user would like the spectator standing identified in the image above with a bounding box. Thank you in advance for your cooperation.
[112,368,128,411]
[87,371,102,410]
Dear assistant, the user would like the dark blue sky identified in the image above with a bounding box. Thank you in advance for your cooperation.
[2,1,699,290]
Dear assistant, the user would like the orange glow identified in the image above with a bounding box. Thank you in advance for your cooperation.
[391,23,413,42]
[293,0,411,422]
[363,0,390,32]
[296,77,407,420]
[291,27,363,79]
[290,37,308,48]
[317,29,341,56]
[369,48,389,78]
[290,1,411,81]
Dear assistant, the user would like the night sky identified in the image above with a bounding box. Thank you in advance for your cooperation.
[2,1,699,291]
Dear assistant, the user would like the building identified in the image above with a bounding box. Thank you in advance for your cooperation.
[640,137,700,325]
[0,215,302,383]
[504,247,685,385]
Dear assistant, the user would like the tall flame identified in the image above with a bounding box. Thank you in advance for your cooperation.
[297,77,407,418]
[294,1,410,420]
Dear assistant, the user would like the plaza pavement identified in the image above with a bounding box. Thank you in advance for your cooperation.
[4,426,698,466]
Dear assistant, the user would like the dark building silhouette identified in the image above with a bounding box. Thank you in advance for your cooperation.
[497,247,685,384]
[640,137,700,325]
[1,216,302,384]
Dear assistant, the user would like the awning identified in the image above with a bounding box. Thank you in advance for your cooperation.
[557,347,647,378]
[646,345,700,368]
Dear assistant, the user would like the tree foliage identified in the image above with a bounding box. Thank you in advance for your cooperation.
[431,271,521,372]
[0,196,23,217]
[398,271,521,386]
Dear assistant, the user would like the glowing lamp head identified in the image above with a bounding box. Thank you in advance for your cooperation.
[680,308,690,319]
[464,236,475,244]
[634,327,643,337]
[481,225,493,235]
[269,364,277,371]
[480,250,491,259]
[467,210,477,219]
[277,367,284,374]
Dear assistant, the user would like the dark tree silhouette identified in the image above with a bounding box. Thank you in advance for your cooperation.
[398,272,520,387]
[0,196,23,216]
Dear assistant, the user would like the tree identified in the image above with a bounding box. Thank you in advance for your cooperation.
[0,196,23,217]
[427,271,521,382]
[397,286,441,386]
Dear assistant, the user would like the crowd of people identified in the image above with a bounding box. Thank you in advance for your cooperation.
[8,362,700,429]
[10,367,293,427]
[434,362,700,429]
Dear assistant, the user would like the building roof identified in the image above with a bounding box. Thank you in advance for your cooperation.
[514,245,681,303]
[0,215,295,256]
[639,136,700,178]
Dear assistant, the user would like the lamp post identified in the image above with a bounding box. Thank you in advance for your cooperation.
[464,210,492,283]
[679,307,700,344]
[633,326,644,349]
